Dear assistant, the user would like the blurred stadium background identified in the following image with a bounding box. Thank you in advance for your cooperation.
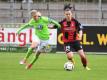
[0,1,107,80]
[0,0,107,53]
[0,0,107,24]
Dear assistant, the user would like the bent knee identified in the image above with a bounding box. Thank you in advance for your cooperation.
[30,42,39,48]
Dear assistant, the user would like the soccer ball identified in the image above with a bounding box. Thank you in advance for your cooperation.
[64,62,74,71]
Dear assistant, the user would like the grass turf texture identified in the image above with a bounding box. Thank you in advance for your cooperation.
[0,52,107,80]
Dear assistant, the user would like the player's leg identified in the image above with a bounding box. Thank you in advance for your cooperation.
[66,52,75,64]
[25,50,41,69]
[20,41,39,64]
[78,49,90,70]
[20,35,40,65]
[74,41,90,70]
[25,40,49,69]
[78,49,87,67]
[64,43,75,64]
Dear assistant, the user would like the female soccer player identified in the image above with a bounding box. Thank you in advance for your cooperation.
[17,10,60,69]
[59,4,90,70]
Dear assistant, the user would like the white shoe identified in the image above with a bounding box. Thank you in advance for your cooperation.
[19,59,26,65]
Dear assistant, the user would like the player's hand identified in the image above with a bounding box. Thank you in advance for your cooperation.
[77,34,82,41]
[16,30,20,35]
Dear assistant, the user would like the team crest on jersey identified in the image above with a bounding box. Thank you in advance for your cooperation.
[71,21,75,26]
[37,24,43,30]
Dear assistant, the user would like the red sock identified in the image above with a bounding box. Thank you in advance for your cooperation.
[27,64,32,69]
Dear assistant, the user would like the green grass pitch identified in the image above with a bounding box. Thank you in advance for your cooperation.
[0,52,107,80]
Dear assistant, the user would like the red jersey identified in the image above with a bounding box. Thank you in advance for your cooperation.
[60,18,83,43]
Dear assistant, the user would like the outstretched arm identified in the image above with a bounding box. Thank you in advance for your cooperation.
[16,23,30,34]
[49,18,61,29]
[17,18,34,34]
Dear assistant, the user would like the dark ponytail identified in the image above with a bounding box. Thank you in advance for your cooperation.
[64,4,73,11]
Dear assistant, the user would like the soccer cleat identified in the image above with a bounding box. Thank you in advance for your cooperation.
[85,66,91,70]
[25,64,32,69]
[19,59,26,65]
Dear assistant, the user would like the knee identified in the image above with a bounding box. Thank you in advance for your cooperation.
[66,52,73,59]
[31,42,39,48]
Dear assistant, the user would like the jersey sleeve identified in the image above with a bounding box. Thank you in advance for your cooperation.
[48,18,61,28]
[75,19,83,32]
[42,16,61,28]
[17,19,33,34]
[59,20,64,26]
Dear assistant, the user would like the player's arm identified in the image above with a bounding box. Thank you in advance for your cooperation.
[48,18,61,28]
[42,17,61,29]
[78,29,83,40]
[17,19,33,34]
[76,20,83,40]
[16,23,30,34]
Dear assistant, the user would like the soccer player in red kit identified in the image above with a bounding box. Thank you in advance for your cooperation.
[59,4,91,70]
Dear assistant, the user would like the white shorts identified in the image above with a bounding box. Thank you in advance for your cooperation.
[32,35,40,44]
[37,40,49,52]
[32,35,49,52]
